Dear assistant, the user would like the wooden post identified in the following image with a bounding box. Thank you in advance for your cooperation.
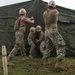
[2,45,8,75]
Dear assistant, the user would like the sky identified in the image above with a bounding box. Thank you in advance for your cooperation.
[0,0,75,10]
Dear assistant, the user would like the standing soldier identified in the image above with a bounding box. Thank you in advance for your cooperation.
[8,8,34,65]
[35,25,45,57]
[27,27,36,58]
[43,0,67,70]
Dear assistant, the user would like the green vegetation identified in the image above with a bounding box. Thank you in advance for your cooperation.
[0,56,75,75]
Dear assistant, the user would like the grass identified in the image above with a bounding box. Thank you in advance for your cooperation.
[0,56,75,75]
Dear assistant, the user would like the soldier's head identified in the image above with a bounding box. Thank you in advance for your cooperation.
[30,27,35,33]
[36,25,42,32]
[19,8,27,16]
[48,0,56,8]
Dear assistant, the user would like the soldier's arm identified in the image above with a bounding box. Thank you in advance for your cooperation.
[43,11,47,24]
[25,17,35,24]
[14,18,20,31]
[29,17,34,20]
[43,12,45,22]
[38,31,45,42]
[27,34,32,42]
[56,9,59,15]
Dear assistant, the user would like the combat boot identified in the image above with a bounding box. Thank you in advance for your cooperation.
[55,60,67,71]
[22,57,26,60]
[29,55,33,58]
[43,58,51,66]
[7,57,15,66]
[7,62,15,66]
[22,56,29,60]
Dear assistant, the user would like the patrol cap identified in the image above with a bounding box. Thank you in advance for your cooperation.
[19,8,27,15]
[36,25,42,32]
[30,27,35,33]
[48,0,56,7]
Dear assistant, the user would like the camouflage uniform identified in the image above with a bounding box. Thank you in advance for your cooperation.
[44,29,65,60]
[8,8,34,65]
[39,31,45,56]
[8,30,26,58]
[40,40,45,56]
[27,31,35,56]
[35,29,45,56]
[8,16,27,59]
[43,7,66,60]
[42,1,67,71]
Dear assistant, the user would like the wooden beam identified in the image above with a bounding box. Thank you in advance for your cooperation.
[2,45,8,75]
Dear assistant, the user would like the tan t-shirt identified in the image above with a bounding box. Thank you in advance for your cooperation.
[35,31,45,42]
[28,32,35,41]
[39,31,45,42]
[19,16,27,32]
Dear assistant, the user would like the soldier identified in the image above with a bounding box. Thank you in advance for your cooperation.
[43,0,67,71]
[8,8,34,65]
[35,25,45,57]
[27,27,36,58]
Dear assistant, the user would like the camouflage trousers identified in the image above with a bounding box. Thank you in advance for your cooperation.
[40,41,45,56]
[27,38,35,56]
[8,30,26,59]
[43,28,66,60]
[28,38,45,56]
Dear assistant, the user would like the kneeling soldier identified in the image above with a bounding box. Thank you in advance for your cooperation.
[35,25,45,56]
[27,27,36,58]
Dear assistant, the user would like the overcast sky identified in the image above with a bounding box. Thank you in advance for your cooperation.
[0,0,75,10]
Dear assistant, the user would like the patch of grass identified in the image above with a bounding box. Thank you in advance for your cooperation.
[0,56,75,75]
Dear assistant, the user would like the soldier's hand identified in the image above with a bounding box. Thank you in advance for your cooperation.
[32,20,35,23]
[30,17,34,20]
[31,16,34,19]
[36,39,40,43]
